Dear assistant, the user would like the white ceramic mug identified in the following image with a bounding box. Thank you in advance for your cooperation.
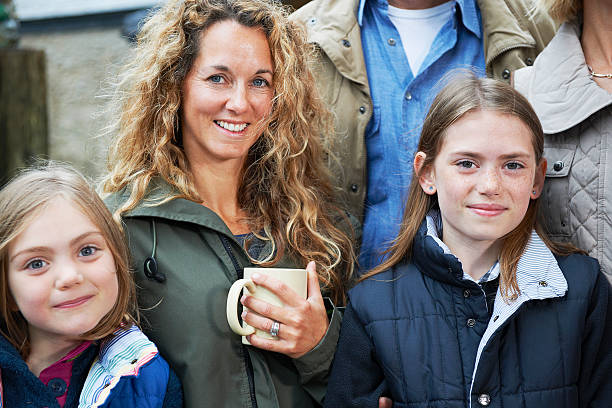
[226,267,307,345]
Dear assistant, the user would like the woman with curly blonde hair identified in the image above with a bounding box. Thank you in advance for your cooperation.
[101,0,356,406]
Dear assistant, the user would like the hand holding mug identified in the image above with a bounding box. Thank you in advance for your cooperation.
[227,261,329,359]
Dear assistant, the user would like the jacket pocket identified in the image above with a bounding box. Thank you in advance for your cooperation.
[540,146,576,239]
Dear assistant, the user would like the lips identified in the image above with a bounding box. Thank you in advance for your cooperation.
[54,295,93,309]
[467,203,507,217]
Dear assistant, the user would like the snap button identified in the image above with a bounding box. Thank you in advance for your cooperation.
[359,106,366,114]
[478,393,491,406]
[405,91,412,100]
[350,184,359,193]
[308,17,317,26]
[538,280,548,287]
[502,69,511,79]
[493,315,499,322]
[48,378,67,397]
[467,318,476,328]
[342,39,351,48]
[387,38,396,46]
[463,289,471,298]
[553,161,564,171]
[526,57,533,66]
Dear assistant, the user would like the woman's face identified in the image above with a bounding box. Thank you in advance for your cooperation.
[181,20,274,166]
[417,110,546,252]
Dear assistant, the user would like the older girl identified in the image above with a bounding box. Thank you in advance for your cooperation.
[324,74,612,408]
[0,164,181,407]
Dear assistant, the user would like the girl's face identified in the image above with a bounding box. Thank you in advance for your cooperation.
[7,197,118,348]
[417,110,546,251]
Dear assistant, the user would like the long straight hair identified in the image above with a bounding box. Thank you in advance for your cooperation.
[0,163,138,357]
[363,74,579,299]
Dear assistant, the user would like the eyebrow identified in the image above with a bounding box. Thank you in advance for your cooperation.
[9,231,105,263]
[209,65,273,75]
[451,151,531,160]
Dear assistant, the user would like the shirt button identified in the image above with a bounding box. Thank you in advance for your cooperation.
[502,69,511,79]
[350,184,359,193]
[553,161,564,171]
[405,91,412,100]
[342,39,351,48]
[48,377,67,397]
[538,280,548,287]
[467,318,476,328]
[478,393,491,406]
[359,106,366,114]
[463,289,471,298]
[387,38,396,46]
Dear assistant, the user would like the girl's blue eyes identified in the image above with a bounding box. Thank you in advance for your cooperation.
[457,160,475,169]
[79,246,97,257]
[456,161,524,170]
[505,162,524,170]
[27,259,46,270]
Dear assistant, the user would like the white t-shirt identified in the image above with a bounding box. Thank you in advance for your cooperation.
[387,1,455,76]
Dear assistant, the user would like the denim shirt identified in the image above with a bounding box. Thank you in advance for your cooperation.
[358,0,485,271]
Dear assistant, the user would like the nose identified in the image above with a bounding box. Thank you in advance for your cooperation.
[478,167,501,196]
[55,262,84,290]
[226,83,248,114]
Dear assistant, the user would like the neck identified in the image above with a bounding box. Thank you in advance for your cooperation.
[388,0,449,10]
[442,232,501,281]
[188,157,250,234]
[27,336,81,377]
[581,0,612,92]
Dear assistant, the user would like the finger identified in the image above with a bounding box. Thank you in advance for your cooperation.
[241,309,287,338]
[250,273,302,307]
[379,397,393,408]
[306,261,324,302]
[247,332,293,355]
[241,294,287,323]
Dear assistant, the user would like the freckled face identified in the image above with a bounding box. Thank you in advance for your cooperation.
[7,198,119,347]
[181,20,274,166]
[420,110,545,250]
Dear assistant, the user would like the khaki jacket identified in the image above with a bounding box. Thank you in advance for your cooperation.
[291,0,556,221]
[105,181,342,407]
[514,20,612,283]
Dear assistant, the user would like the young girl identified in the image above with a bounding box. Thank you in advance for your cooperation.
[0,164,182,407]
[324,75,612,408]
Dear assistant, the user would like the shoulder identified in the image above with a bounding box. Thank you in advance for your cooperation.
[348,262,417,321]
[556,253,603,298]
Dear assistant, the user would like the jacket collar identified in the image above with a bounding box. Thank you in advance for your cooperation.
[106,178,235,237]
[516,20,612,133]
[79,325,158,407]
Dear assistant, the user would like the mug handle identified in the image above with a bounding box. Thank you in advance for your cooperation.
[226,278,257,336]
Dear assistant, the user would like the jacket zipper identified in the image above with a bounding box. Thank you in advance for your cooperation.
[219,233,259,408]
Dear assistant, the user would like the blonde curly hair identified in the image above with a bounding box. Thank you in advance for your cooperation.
[101,0,355,304]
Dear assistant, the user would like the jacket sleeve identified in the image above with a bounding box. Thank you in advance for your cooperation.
[292,298,342,403]
[579,270,612,407]
[323,302,387,408]
[162,366,183,408]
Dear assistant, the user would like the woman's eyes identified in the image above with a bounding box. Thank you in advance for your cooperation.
[208,74,225,84]
[252,78,270,87]
[79,246,98,257]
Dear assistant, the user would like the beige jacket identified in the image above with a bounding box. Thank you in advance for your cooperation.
[515,20,612,282]
[291,0,556,221]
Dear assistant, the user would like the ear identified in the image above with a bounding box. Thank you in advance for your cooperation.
[531,158,547,199]
[414,152,436,195]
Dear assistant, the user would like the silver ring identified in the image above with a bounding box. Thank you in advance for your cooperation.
[270,321,280,337]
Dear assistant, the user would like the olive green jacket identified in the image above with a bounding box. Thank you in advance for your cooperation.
[291,0,556,221]
[105,182,341,408]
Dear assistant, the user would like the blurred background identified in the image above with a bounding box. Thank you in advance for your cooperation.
[0,0,308,184]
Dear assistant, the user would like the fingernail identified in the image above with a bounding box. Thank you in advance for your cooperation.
[240,295,246,304]
[252,273,261,280]
[241,311,247,318]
